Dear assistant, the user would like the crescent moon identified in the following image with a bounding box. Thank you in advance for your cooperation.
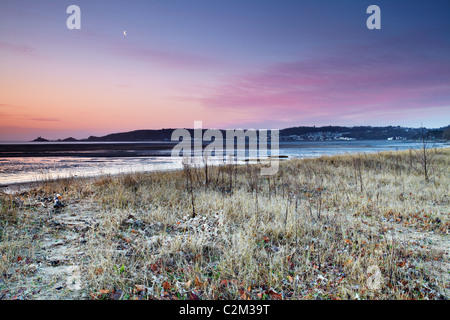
[123,30,127,36]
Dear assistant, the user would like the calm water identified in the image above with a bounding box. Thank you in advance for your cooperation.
[0,140,448,186]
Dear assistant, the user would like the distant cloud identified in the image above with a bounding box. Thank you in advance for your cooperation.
[199,36,450,125]
[0,41,43,59]
[30,118,61,122]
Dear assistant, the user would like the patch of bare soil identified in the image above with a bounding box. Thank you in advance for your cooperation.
[384,223,449,298]
[1,199,99,300]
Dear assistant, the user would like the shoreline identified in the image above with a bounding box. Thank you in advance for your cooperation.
[1,140,448,158]
[0,165,184,194]
[1,144,449,194]
[1,145,447,194]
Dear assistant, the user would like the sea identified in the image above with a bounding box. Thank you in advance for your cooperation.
[0,140,448,186]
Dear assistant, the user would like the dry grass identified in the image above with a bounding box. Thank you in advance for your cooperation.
[0,148,448,300]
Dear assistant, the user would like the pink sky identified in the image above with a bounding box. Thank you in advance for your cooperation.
[1,1,449,141]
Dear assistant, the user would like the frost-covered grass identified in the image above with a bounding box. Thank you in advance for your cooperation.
[1,148,448,300]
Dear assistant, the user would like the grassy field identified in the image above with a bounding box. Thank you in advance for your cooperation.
[0,147,449,300]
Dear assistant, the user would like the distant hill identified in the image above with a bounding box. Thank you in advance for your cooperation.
[57,137,78,142]
[33,125,450,142]
[84,129,176,142]
[32,136,49,142]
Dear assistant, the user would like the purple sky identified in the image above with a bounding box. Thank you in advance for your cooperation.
[0,0,449,140]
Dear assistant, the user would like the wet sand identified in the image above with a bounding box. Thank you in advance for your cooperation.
[0,142,178,158]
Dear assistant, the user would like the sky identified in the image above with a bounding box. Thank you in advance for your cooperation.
[0,0,449,141]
